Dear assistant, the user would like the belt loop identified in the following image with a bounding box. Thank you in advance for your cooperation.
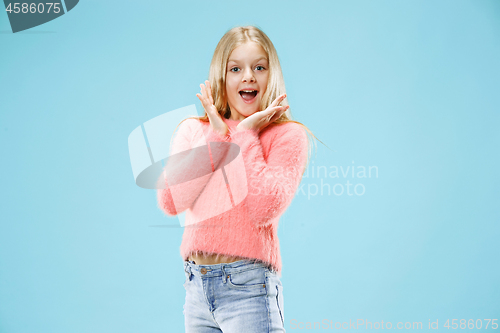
[185,262,192,281]
[222,265,227,284]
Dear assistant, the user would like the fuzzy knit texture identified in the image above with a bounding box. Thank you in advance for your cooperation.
[156,116,308,276]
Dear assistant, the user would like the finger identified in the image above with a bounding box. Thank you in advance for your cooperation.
[270,93,287,108]
[200,83,207,100]
[260,108,278,124]
[203,86,215,114]
[208,82,214,106]
[261,107,278,119]
[198,84,204,101]
[267,105,287,114]
[277,105,289,118]
[196,93,207,108]
[204,80,210,101]
[278,93,287,105]
[269,96,280,108]
[269,105,288,121]
[197,88,211,111]
[206,80,214,105]
[197,88,206,105]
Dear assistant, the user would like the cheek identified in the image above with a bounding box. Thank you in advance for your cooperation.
[227,87,237,101]
[226,78,238,95]
[225,84,238,105]
[259,74,269,93]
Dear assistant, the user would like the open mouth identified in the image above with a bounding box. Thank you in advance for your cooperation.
[239,90,258,103]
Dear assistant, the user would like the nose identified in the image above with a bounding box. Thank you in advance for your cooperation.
[242,68,255,83]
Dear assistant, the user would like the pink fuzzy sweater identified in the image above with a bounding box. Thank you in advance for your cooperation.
[156,116,308,276]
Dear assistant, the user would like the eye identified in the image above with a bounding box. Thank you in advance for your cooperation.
[255,65,266,71]
[230,67,240,72]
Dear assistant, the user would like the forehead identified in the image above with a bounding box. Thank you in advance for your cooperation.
[228,42,268,63]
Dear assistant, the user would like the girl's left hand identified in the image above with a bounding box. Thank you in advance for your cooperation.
[236,94,289,133]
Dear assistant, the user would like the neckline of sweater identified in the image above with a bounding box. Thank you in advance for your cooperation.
[224,118,242,123]
[223,118,243,127]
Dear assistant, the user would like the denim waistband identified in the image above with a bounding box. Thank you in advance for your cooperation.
[184,259,273,279]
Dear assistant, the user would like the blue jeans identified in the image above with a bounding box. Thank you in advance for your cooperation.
[183,259,286,332]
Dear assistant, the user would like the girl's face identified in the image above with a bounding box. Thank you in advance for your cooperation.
[225,42,269,120]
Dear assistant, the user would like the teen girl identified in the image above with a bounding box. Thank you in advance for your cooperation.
[157,25,316,333]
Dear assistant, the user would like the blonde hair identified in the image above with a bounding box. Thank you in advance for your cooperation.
[175,25,327,174]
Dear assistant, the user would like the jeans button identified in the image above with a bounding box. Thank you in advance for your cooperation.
[201,268,207,274]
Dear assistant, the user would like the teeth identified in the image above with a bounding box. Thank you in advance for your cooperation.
[241,90,256,93]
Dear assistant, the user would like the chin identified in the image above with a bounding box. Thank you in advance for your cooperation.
[241,104,260,115]
[240,111,256,118]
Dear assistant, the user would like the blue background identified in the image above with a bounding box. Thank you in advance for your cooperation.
[1,0,499,332]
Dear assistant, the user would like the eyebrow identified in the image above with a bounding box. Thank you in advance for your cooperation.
[228,57,268,63]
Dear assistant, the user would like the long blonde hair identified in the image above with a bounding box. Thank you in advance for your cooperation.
[175,25,327,174]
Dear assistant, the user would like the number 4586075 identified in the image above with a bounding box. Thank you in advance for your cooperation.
[444,319,498,330]
[5,3,61,14]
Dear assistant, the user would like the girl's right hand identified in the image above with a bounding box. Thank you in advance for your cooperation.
[196,80,229,137]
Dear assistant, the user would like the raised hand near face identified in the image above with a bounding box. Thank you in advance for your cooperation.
[236,94,289,133]
[196,80,229,137]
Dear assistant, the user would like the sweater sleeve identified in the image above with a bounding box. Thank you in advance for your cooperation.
[229,123,308,228]
[156,119,231,216]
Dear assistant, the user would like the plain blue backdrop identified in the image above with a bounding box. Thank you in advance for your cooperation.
[1,0,499,332]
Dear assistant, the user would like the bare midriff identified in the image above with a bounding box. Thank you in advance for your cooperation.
[188,252,248,265]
